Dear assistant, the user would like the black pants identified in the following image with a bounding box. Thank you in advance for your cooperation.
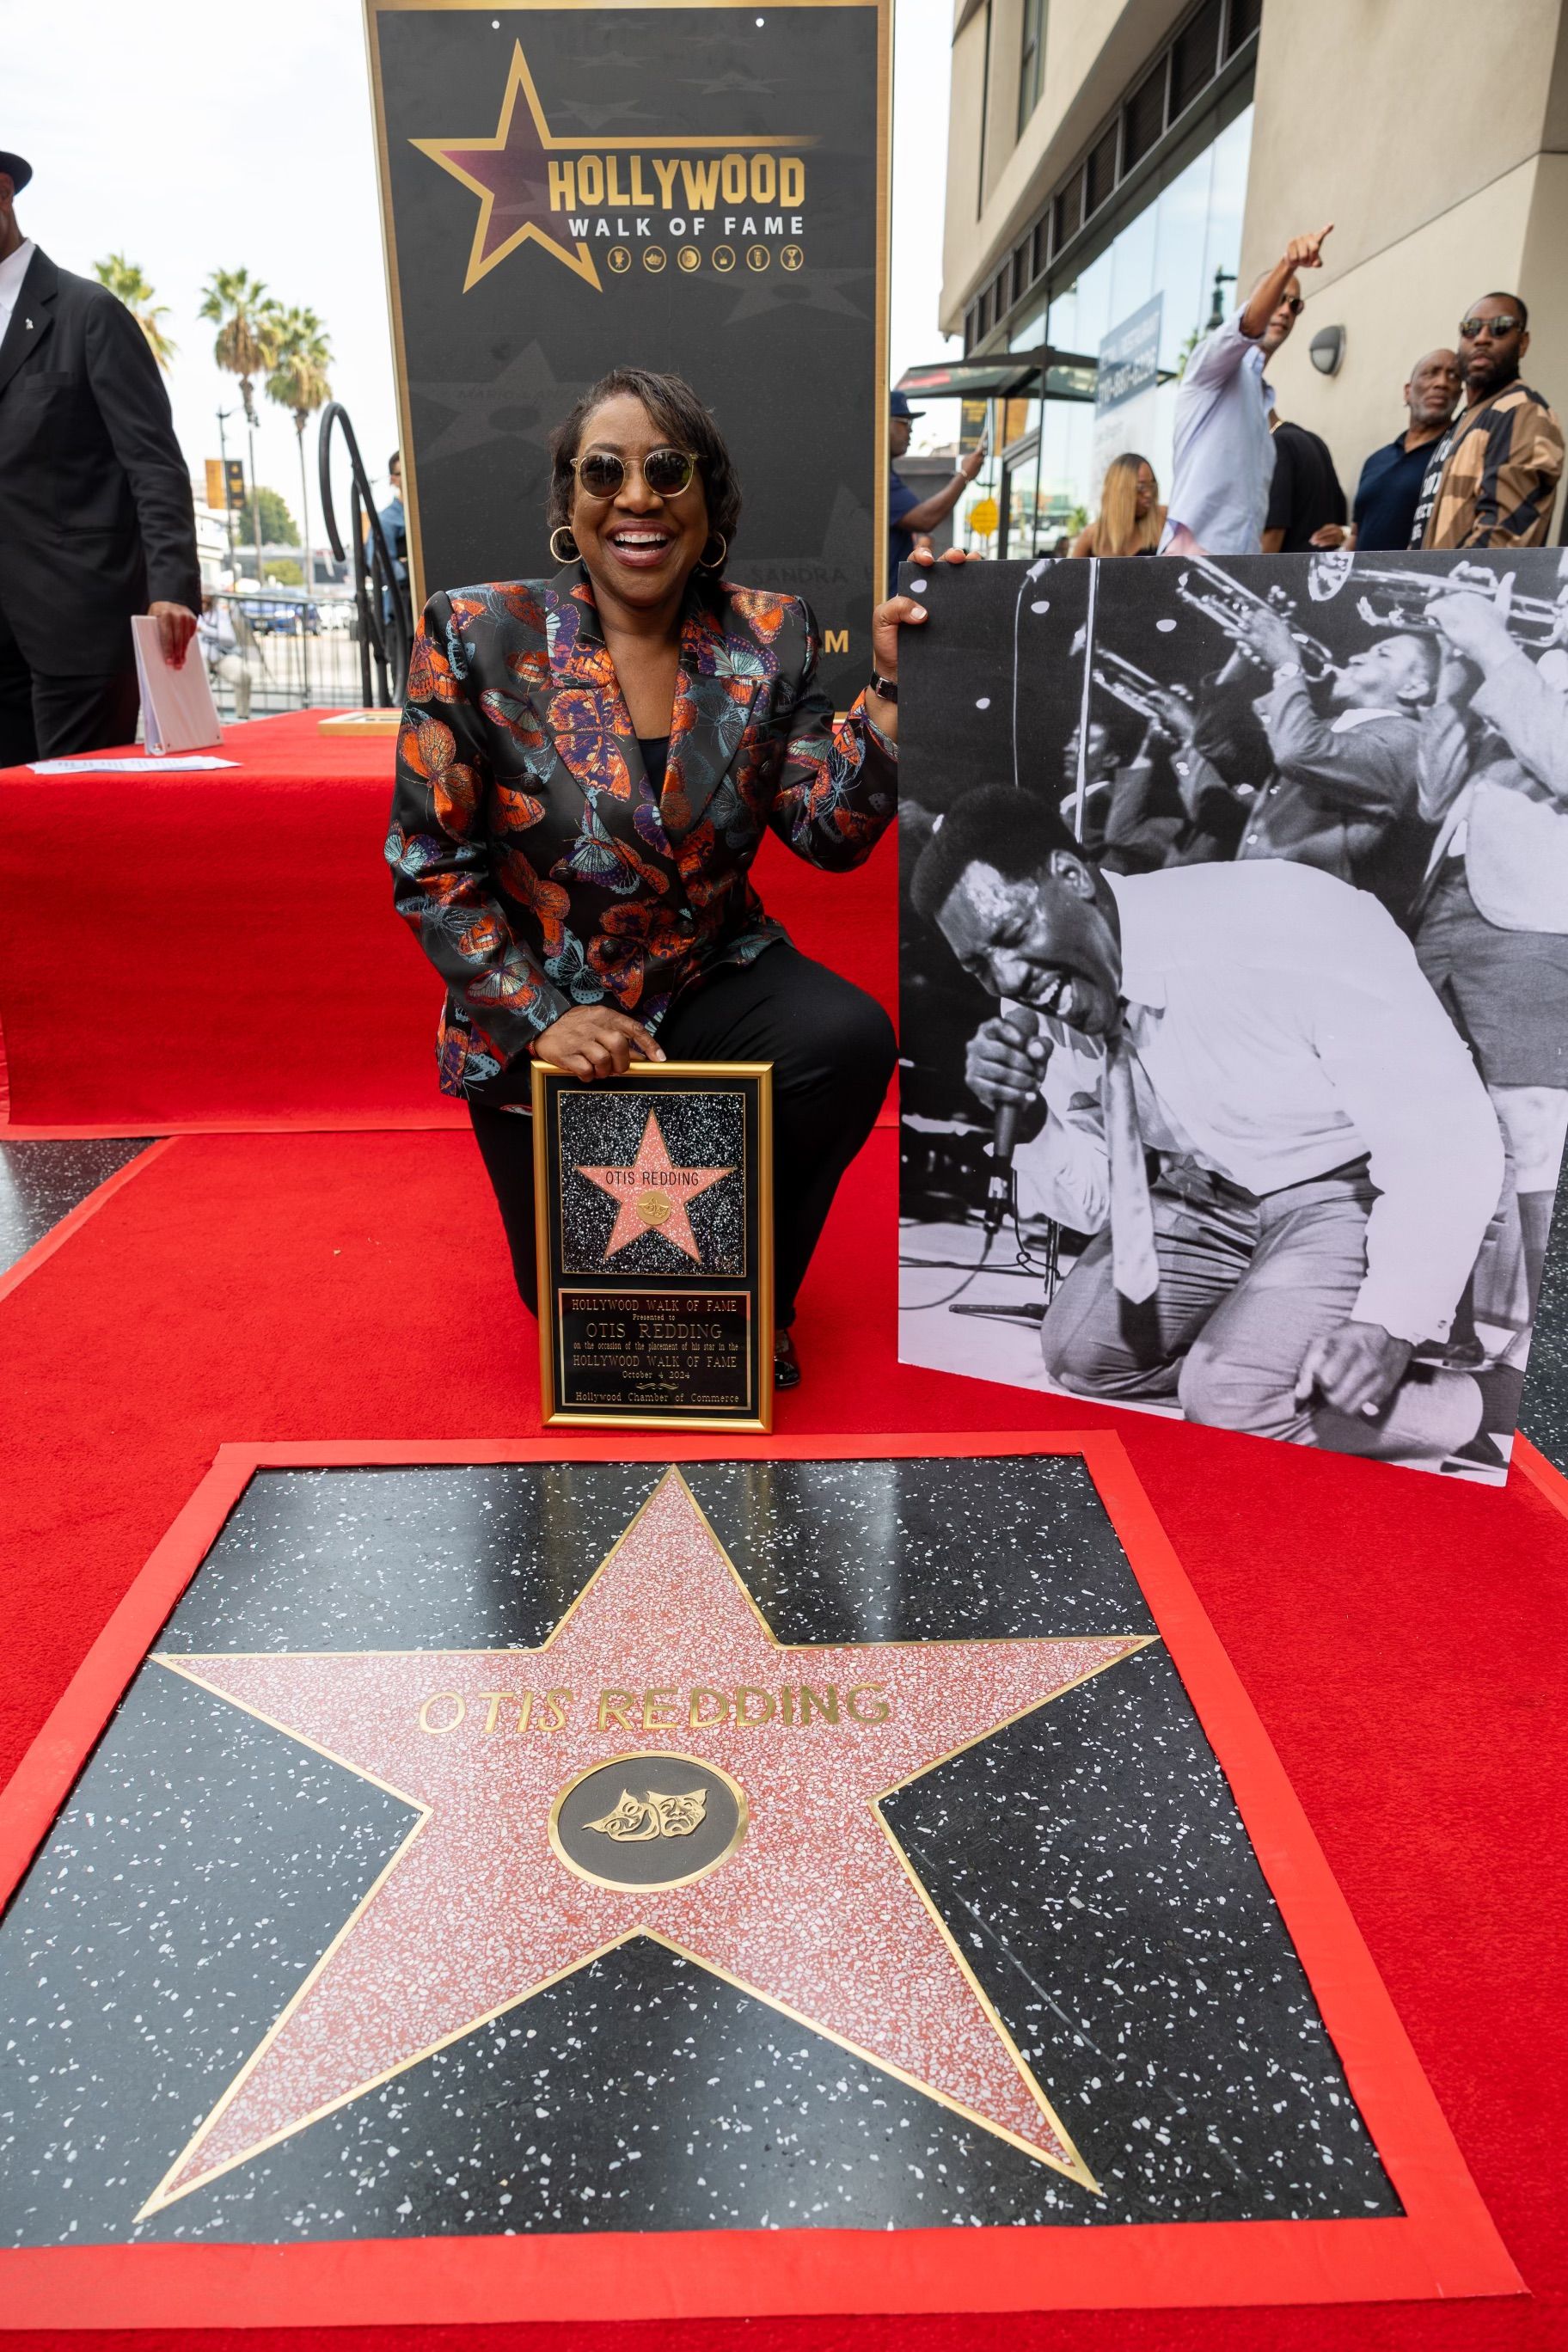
[469,943,896,1325]
[0,607,141,767]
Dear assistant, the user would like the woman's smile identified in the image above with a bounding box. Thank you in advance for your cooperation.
[604,522,677,573]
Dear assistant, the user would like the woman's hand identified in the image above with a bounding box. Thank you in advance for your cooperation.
[868,544,977,736]
[534,1004,665,1080]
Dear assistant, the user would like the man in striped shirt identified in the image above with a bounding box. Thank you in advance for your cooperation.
[1411,294,1563,550]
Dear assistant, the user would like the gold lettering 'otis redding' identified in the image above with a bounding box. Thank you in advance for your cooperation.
[412,40,816,293]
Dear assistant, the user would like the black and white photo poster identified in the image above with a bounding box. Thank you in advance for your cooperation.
[898,548,1568,1484]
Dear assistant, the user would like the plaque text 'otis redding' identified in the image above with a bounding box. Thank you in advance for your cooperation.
[557,1290,750,1413]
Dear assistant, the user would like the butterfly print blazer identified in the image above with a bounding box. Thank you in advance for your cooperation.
[388,565,897,1097]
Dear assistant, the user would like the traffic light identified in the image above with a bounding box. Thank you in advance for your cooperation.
[204,460,248,512]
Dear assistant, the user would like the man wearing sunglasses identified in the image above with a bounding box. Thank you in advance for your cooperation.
[1161,223,1331,557]
[1409,294,1563,550]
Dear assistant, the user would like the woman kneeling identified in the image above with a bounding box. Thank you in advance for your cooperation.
[389,365,959,1385]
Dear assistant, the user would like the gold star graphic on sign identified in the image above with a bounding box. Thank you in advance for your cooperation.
[412,40,812,296]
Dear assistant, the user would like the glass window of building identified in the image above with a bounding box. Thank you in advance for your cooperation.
[1038,101,1253,541]
[1018,0,1047,138]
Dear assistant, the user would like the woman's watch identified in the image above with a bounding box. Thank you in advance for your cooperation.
[868,671,898,704]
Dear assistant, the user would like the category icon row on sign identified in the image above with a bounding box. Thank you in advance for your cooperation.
[606,242,805,276]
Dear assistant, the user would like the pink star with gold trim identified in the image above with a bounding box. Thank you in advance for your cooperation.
[573,1109,733,1263]
[138,1471,1151,2214]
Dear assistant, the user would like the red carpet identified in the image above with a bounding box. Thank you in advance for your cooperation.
[0,714,897,1134]
[1,1127,1565,2349]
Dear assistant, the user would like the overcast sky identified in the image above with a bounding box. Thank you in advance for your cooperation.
[10,0,960,536]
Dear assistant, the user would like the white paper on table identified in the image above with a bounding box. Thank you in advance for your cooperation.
[131,616,224,752]
[27,755,238,773]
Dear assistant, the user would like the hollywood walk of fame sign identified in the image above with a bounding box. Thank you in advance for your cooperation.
[531,1059,773,1429]
[362,1,891,704]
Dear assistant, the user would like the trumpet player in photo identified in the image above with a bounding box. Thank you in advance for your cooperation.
[1083,651,1244,870]
[1170,557,1438,916]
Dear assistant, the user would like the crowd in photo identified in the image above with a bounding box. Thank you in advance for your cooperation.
[1064,228,1562,566]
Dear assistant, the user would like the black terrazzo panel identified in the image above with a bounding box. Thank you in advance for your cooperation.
[0,1457,1393,2245]
[689,1455,1155,1640]
[1521,1187,1568,1474]
[159,1463,667,1654]
[0,1139,153,1277]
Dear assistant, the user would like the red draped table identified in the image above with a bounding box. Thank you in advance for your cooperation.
[0,712,897,1134]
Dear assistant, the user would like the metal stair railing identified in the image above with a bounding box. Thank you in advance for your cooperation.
[317,401,413,707]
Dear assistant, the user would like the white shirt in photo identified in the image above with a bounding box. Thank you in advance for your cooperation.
[1014,860,1504,1344]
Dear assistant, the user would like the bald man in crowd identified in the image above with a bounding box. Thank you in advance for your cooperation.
[1350,348,1463,551]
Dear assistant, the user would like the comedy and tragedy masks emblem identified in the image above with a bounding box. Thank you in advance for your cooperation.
[584,1787,708,1841]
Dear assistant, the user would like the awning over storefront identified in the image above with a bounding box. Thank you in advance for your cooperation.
[895,346,1099,405]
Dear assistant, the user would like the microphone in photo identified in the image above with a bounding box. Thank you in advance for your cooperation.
[983,1008,1040,1235]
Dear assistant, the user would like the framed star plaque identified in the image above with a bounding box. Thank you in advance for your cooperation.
[531,1060,773,1430]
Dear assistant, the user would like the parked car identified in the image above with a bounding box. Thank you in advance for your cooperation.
[242,595,323,637]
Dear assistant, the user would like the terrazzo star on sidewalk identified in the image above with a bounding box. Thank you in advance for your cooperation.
[389,366,969,1387]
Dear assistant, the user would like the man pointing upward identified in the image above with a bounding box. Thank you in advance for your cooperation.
[1163,223,1333,557]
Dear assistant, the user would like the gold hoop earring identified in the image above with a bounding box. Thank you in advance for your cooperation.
[700,533,728,572]
[549,525,580,565]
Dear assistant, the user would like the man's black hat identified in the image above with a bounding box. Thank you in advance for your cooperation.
[0,150,33,193]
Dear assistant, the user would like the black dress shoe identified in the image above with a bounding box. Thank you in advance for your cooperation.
[774,1328,802,1390]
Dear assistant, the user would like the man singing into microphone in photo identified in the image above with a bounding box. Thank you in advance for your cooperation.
[911,787,1508,1466]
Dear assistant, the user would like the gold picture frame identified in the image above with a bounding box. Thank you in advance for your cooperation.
[531,1058,775,1431]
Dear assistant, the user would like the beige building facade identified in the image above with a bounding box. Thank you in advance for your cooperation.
[934,0,1568,553]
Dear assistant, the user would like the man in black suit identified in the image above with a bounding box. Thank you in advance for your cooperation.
[0,149,201,766]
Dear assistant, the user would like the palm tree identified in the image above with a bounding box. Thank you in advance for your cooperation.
[92,254,176,369]
[266,308,333,555]
[200,270,282,585]
[266,307,334,698]
[199,268,279,426]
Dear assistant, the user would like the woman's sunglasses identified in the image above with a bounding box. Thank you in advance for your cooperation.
[571,447,699,500]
